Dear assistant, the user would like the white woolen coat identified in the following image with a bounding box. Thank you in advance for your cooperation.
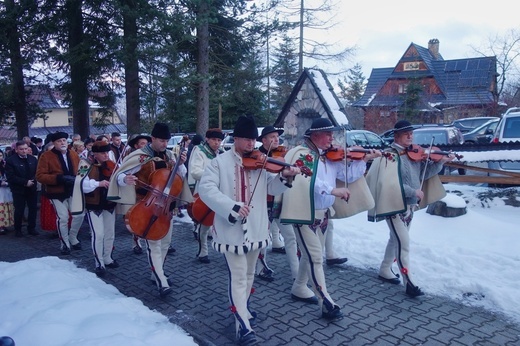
[198,146,289,254]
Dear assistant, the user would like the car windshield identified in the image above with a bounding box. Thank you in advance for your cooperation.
[503,118,520,139]
[413,130,448,145]
[467,120,498,135]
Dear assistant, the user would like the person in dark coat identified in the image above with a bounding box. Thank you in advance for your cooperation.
[5,140,39,237]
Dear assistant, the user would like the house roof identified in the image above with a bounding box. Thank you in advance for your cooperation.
[353,41,497,109]
[0,125,128,143]
[26,85,61,109]
[274,68,349,127]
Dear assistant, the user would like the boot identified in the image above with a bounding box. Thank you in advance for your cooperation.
[15,229,24,238]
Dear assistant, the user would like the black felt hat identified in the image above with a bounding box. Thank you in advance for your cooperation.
[151,123,171,140]
[205,128,225,140]
[232,115,258,139]
[257,125,284,141]
[304,118,341,137]
[128,134,151,148]
[393,120,414,133]
[91,141,111,153]
[50,132,69,142]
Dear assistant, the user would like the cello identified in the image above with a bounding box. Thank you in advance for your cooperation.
[124,152,184,240]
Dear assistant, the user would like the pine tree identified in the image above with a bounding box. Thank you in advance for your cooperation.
[337,63,366,105]
[270,35,299,113]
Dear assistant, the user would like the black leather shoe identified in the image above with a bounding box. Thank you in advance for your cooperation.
[272,247,286,254]
[71,243,82,250]
[378,275,401,285]
[406,282,425,297]
[61,247,71,255]
[159,287,172,297]
[198,256,210,264]
[28,229,39,236]
[15,230,24,238]
[95,267,106,277]
[133,246,143,255]
[322,305,344,321]
[237,331,258,346]
[106,260,119,269]
[256,269,275,282]
[291,294,318,305]
[167,246,176,254]
[0,228,7,235]
[326,258,348,266]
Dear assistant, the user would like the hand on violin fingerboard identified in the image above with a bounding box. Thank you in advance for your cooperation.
[439,153,456,164]
[281,166,300,177]
[363,149,383,162]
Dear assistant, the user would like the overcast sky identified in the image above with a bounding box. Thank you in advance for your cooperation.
[298,0,519,81]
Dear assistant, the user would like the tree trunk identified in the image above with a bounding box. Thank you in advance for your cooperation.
[122,0,140,135]
[67,0,90,140]
[5,0,29,139]
[195,0,210,136]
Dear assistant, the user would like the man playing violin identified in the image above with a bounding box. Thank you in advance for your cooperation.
[254,126,300,283]
[71,141,118,277]
[366,120,455,297]
[198,115,300,346]
[279,118,379,321]
[108,122,191,297]
[187,128,224,264]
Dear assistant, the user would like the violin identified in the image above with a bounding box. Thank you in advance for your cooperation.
[405,144,463,162]
[124,151,185,240]
[324,145,380,161]
[101,160,116,177]
[270,145,288,158]
[242,150,312,177]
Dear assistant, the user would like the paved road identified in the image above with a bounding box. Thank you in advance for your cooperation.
[1,213,519,345]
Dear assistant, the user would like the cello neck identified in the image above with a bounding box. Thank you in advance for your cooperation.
[163,148,185,195]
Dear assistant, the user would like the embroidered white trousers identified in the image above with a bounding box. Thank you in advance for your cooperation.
[86,209,116,268]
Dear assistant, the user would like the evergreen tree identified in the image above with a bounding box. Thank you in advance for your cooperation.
[270,34,299,114]
[337,63,366,105]
[400,78,423,122]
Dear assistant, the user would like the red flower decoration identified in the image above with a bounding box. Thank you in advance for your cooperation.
[295,160,304,167]
[230,305,237,313]
[305,154,313,162]
[401,267,408,275]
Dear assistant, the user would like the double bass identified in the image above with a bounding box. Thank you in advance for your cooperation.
[125,152,184,240]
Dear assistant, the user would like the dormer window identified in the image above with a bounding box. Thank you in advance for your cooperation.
[398,83,408,94]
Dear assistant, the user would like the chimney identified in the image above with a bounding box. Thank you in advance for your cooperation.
[428,38,440,59]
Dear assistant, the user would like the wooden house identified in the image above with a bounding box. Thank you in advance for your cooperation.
[353,39,499,134]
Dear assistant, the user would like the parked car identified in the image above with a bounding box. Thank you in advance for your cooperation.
[488,107,520,182]
[166,135,183,150]
[451,116,498,134]
[346,130,387,147]
[413,126,465,175]
[462,118,500,144]
[379,124,422,144]
[412,125,464,146]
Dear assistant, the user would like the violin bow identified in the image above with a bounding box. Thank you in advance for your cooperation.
[241,141,274,234]
[343,127,350,203]
[417,136,435,208]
